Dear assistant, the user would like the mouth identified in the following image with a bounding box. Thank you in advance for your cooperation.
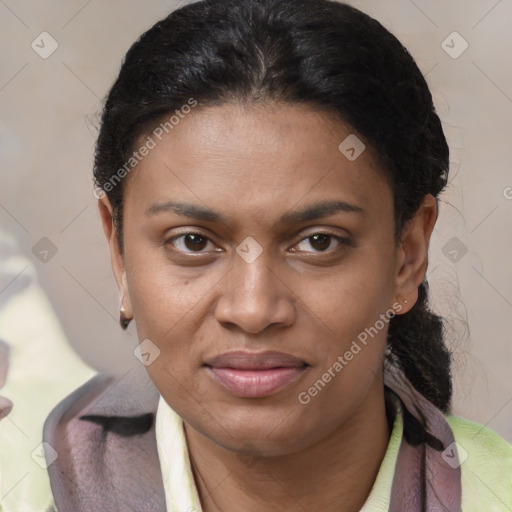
[203,350,310,398]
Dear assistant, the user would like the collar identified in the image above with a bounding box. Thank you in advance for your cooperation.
[155,396,203,512]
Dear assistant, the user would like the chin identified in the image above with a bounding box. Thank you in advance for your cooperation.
[193,401,320,453]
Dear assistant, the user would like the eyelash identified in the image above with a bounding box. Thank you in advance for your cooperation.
[164,230,352,256]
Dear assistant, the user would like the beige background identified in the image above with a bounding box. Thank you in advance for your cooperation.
[0,0,511,441]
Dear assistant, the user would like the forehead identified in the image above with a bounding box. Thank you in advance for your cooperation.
[123,102,393,227]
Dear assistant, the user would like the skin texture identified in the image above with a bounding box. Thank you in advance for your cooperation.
[99,102,437,512]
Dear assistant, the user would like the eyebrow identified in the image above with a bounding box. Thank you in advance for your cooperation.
[144,199,364,224]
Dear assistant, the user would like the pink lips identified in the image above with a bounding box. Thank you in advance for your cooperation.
[204,350,308,398]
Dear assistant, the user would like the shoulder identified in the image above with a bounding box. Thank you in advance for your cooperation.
[445,413,512,511]
[446,413,512,466]
[43,367,167,511]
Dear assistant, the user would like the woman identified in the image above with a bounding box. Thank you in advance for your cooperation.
[41,0,512,510]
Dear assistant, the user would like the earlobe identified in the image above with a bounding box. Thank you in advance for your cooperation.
[97,197,133,321]
[392,194,437,314]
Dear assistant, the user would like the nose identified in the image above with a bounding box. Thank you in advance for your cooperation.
[215,254,296,334]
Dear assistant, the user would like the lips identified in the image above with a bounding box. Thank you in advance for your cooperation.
[203,350,309,398]
[204,350,307,370]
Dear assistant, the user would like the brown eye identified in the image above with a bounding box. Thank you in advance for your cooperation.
[183,234,208,251]
[292,232,350,254]
[167,233,215,253]
[309,234,331,251]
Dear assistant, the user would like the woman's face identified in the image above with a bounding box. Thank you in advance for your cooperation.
[100,102,434,455]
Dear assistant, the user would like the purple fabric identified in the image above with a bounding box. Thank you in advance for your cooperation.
[386,372,462,511]
[43,367,462,511]
[43,366,167,512]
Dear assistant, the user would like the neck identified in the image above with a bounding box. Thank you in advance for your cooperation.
[184,382,393,512]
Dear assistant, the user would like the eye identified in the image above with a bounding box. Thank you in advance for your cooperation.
[165,231,351,257]
[291,232,350,253]
[166,233,218,254]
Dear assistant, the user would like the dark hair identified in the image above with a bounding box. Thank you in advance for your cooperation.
[94,0,452,416]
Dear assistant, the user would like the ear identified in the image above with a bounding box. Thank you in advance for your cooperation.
[392,194,437,315]
[98,196,133,319]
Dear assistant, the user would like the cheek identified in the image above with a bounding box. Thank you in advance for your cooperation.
[301,247,395,385]
[125,254,227,392]
[292,282,393,441]
[126,251,208,336]
[127,267,207,410]
[308,245,395,337]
